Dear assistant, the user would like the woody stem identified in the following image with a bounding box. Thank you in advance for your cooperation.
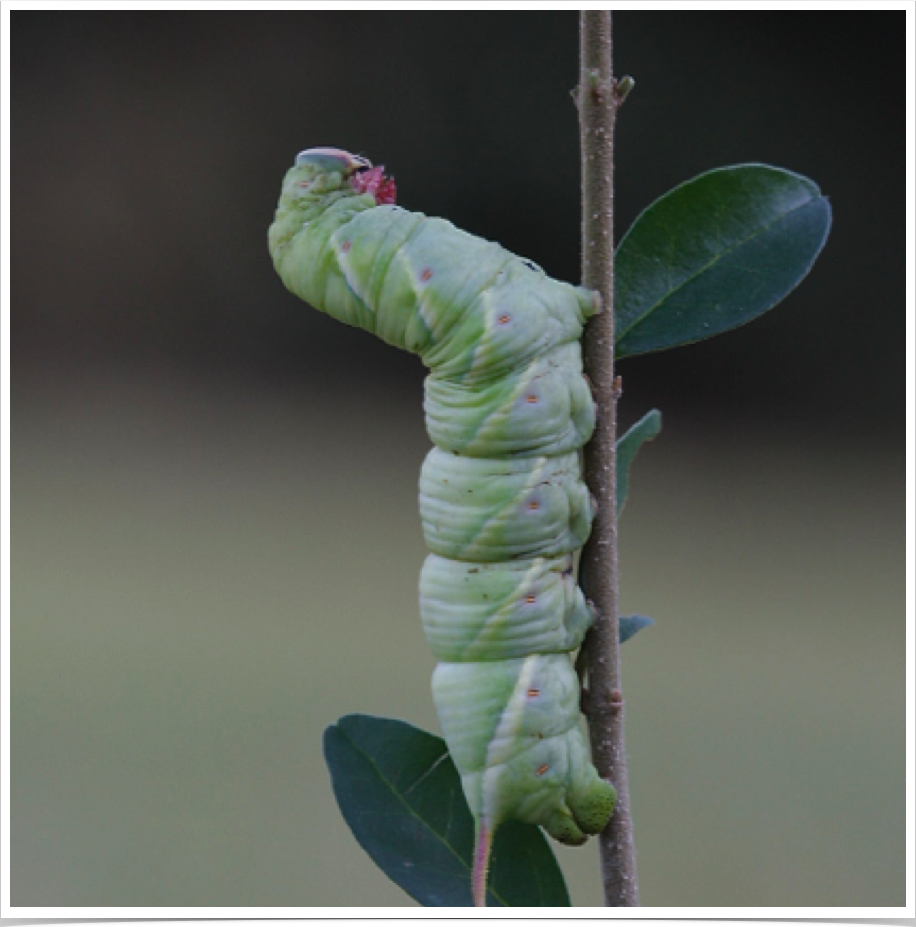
[577,10,640,906]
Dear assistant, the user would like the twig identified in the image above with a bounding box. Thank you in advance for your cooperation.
[577,11,640,906]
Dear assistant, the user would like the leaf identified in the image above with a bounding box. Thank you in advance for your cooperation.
[323,714,571,907]
[617,409,662,514]
[615,164,832,358]
[619,614,654,644]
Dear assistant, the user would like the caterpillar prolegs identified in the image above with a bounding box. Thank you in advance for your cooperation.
[268,148,616,904]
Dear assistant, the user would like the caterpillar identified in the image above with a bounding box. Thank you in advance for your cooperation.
[268,148,615,905]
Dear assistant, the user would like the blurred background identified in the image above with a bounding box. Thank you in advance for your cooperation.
[12,12,903,908]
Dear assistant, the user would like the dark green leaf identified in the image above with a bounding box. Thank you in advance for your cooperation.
[619,614,654,644]
[617,409,662,514]
[615,164,832,358]
[323,714,570,907]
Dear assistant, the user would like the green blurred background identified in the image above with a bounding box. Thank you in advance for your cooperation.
[13,12,904,907]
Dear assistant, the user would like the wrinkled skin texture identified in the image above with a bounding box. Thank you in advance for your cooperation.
[269,149,615,848]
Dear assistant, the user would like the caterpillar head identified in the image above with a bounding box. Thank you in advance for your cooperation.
[291,147,397,205]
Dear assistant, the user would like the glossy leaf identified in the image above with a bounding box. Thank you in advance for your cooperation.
[617,409,662,514]
[615,164,832,358]
[323,714,571,907]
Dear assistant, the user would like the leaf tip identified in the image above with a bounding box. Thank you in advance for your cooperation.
[619,614,654,644]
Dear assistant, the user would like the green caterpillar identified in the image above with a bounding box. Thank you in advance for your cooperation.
[269,148,615,905]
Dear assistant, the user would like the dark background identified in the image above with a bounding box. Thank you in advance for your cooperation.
[13,13,904,908]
